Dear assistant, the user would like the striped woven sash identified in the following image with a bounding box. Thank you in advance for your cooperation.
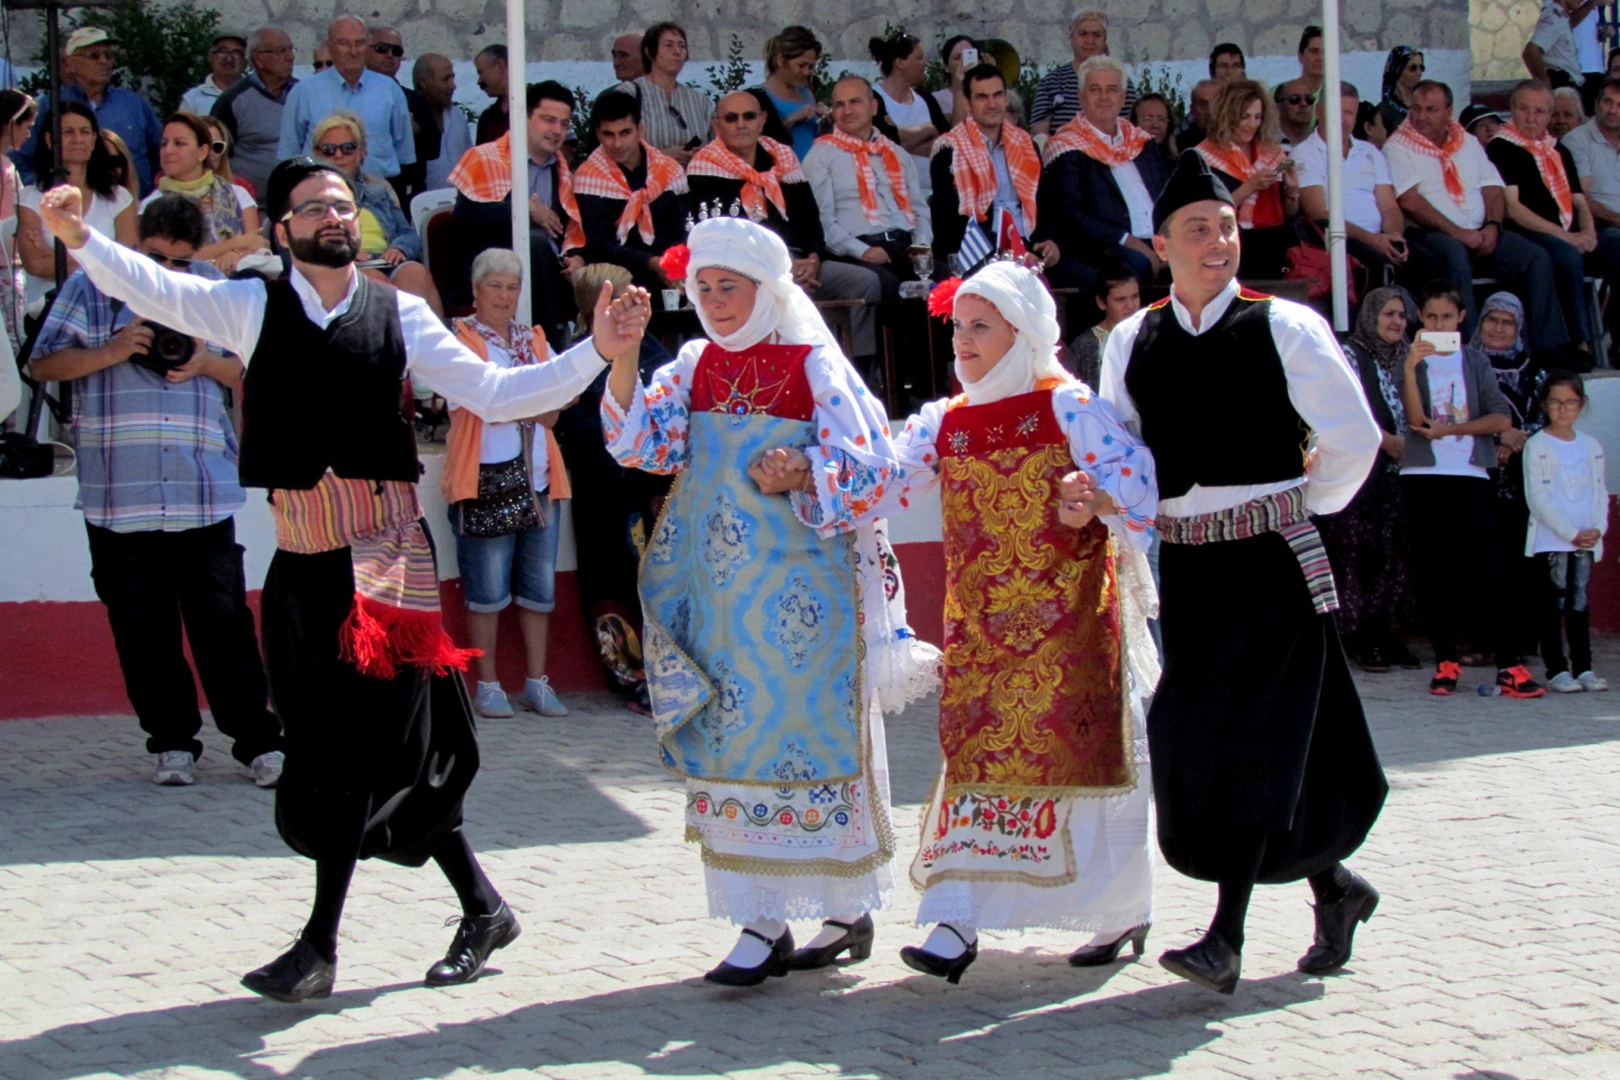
[1156,486,1339,614]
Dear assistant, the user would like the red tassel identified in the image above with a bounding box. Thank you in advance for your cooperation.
[337,593,481,679]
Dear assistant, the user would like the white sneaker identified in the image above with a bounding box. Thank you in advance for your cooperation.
[516,676,569,716]
[152,750,197,786]
[249,750,285,788]
[1577,670,1609,692]
[1548,671,1584,694]
[474,681,514,718]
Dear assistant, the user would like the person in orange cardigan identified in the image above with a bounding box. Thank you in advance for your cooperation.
[444,247,573,718]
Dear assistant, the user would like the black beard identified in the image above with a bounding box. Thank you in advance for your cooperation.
[288,230,361,268]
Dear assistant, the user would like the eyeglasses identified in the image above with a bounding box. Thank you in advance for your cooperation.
[255,45,294,57]
[1546,397,1585,410]
[75,47,114,62]
[720,111,760,124]
[146,252,193,270]
[211,47,246,58]
[370,43,404,57]
[210,140,227,154]
[315,141,359,156]
[1280,94,1315,105]
[282,198,359,222]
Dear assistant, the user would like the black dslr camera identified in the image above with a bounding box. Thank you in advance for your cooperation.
[107,299,196,373]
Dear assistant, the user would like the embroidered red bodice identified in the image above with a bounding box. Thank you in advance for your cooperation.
[690,342,815,421]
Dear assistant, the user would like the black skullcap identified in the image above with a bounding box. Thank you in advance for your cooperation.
[265,157,356,222]
[1152,149,1238,234]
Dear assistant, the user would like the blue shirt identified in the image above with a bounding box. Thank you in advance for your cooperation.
[278,67,416,179]
[34,265,244,533]
[988,138,1027,237]
[764,87,817,161]
[15,85,164,195]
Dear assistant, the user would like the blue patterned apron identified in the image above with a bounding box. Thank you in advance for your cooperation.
[640,410,863,786]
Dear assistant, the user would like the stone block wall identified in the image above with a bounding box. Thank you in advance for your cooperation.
[1469,0,1541,82]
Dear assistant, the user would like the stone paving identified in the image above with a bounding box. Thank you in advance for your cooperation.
[3,644,1620,1080]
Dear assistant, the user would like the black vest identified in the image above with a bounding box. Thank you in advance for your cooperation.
[237,274,420,490]
[1124,290,1307,500]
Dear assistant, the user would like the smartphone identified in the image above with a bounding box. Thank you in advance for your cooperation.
[962,47,980,69]
[1419,330,1461,353]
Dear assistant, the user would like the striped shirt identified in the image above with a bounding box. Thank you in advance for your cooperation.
[1030,63,1138,128]
[615,77,713,154]
[34,265,244,534]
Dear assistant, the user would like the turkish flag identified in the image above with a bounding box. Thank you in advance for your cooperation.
[995,207,1026,256]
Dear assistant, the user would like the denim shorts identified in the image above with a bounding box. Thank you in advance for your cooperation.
[452,495,559,613]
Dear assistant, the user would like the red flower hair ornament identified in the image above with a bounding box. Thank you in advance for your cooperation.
[658,243,691,282]
[927,275,964,321]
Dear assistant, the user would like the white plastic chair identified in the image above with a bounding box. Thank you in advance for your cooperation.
[409,189,456,272]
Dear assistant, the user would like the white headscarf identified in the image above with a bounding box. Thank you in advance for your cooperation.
[684,216,843,356]
[953,260,1072,405]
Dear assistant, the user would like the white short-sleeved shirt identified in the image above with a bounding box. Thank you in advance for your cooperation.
[1383,133,1502,230]
[1295,132,1391,234]
[19,184,135,304]
[875,84,935,196]
[1563,119,1620,213]
[1531,1,1584,79]
[1401,351,1487,479]
[456,333,550,490]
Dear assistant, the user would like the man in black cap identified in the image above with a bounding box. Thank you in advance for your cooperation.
[36,158,652,1003]
[1091,151,1389,994]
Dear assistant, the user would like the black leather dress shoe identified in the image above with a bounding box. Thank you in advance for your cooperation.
[1298,872,1380,975]
[704,927,795,986]
[241,938,336,1003]
[1159,931,1242,995]
[425,902,522,987]
[790,914,874,969]
[899,924,978,985]
[1391,642,1423,669]
[1357,645,1391,673]
[1068,923,1150,967]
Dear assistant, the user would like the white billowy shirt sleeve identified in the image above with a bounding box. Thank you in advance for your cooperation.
[1097,306,1149,440]
[599,338,701,475]
[1269,299,1380,515]
[789,344,906,538]
[1052,383,1157,550]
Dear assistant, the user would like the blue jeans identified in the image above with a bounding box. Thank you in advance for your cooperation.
[1405,226,1569,349]
[1513,226,1620,348]
[452,494,559,613]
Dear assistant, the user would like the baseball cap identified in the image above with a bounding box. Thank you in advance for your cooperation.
[65,27,114,54]
[211,31,248,48]
[1459,103,1507,132]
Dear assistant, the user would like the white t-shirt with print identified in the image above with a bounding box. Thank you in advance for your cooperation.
[1533,432,1596,552]
[1402,350,1487,478]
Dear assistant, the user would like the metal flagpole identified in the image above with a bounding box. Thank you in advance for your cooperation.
[505,0,531,318]
[1321,0,1349,332]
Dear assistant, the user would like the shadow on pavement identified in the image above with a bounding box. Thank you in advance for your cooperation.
[3,965,1326,1080]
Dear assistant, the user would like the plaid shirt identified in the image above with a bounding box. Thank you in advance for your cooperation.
[35,264,245,534]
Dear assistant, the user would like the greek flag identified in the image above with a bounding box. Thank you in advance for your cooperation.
[957,216,993,274]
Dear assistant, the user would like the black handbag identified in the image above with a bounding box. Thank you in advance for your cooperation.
[457,452,541,537]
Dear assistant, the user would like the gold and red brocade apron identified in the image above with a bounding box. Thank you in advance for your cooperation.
[915,386,1134,889]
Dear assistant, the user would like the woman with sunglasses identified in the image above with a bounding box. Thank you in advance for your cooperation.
[16,101,136,306]
[310,109,443,316]
[144,112,266,274]
[1378,46,1424,135]
[200,114,256,203]
[0,88,37,346]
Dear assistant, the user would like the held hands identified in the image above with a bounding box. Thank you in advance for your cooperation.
[591,282,652,362]
[1058,469,1115,528]
[748,446,813,495]
[38,184,91,249]
[1575,528,1602,550]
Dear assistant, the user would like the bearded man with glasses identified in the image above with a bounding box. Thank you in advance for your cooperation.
[36,157,654,1003]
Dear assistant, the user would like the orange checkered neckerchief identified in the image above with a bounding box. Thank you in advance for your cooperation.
[687,136,805,219]
[1043,115,1151,167]
[1193,140,1287,228]
[933,119,1039,229]
[1492,122,1575,229]
[571,141,690,243]
[1386,118,1471,209]
[446,131,584,250]
[814,128,917,227]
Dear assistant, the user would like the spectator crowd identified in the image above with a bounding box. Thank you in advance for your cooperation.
[3,5,1617,784]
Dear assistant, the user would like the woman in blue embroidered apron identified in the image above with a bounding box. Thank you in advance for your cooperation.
[601,215,939,985]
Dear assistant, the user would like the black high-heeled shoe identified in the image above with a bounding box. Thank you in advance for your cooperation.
[899,924,978,985]
[790,914,875,969]
[1298,871,1379,974]
[1159,930,1242,995]
[1068,923,1151,967]
[704,927,795,986]
[241,937,336,1003]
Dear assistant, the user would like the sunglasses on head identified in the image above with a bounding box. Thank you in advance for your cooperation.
[315,140,359,156]
[720,110,760,124]
[370,43,404,57]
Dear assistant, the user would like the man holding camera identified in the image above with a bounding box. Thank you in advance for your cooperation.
[28,195,283,789]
